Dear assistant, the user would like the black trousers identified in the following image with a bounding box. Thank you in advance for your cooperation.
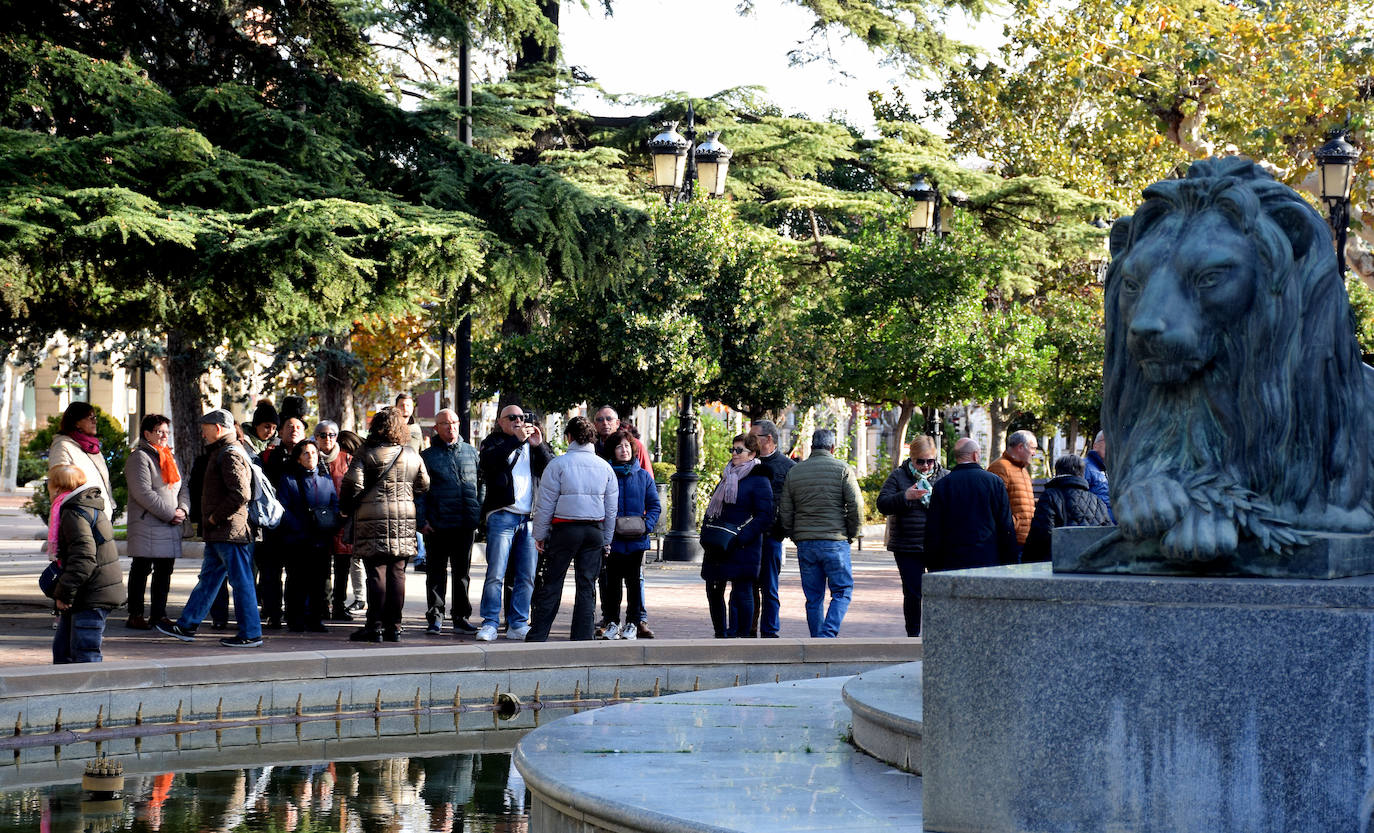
[705,579,754,638]
[127,557,174,621]
[598,549,645,625]
[424,526,476,625]
[255,539,284,620]
[364,557,407,631]
[527,523,602,642]
[893,553,925,637]
[284,545,330,629]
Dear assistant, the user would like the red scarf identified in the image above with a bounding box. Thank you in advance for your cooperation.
[69,430,101,455]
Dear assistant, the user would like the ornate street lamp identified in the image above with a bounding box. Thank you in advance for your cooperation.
[694,132,733,198]
[1315,130,1360,276]
[647,122,691,195]
[903,174,938,236]
[645,106,736,562]
[939,188,968,236]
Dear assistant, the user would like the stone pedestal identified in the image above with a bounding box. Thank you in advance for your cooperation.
[922,564,1374,833]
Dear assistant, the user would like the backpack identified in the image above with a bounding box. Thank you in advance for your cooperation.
[225,445,284,530]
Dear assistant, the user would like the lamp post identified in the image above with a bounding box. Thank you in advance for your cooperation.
[646,107,734,562]
[1315,130,1360,277]
[903,174,938,239]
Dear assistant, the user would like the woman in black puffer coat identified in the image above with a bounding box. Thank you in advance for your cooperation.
[1023,454,1114,563]
[875,435,946,637]
[700,433,774,638]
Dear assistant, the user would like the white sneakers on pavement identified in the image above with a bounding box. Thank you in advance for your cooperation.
[507,625,530,640]
[475,624,498,642]
[600,621,621,640]
[620,622,637,641]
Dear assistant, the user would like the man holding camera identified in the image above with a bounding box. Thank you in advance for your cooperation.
[474,405,554,641]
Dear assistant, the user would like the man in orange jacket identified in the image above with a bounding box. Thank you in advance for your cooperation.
[987,430,1039,560]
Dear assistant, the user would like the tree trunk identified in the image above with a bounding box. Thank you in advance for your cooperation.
[790,407,815,460]
[317,332,356,431]
[891,400,915,465]
[166,330,210,479]
[851,401,868,476]
[0,355,21,492]
[988,398,1008,460]
[1065,416,1080,458]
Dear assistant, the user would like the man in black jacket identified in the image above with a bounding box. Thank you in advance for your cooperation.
[418,408,484,635]
[749,419,794,638]
[474,405,554,642]
[925,438,1017,570]
[1022,454,1112,562]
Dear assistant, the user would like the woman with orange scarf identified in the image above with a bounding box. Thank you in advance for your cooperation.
[124,414,190,630]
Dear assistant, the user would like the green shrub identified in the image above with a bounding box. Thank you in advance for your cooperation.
[652,461,676,484]
[16,456,46,486]
[22,406,130,524]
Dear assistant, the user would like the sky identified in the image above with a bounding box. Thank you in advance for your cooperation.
[559,0,1005,137]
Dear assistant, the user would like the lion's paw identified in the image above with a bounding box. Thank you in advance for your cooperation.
[1160,506,1239,561]
[1115,477,1190,540]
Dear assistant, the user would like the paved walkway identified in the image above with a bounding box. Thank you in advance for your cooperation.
[0,492,912,668]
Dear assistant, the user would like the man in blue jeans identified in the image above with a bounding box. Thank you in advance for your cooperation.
[778,429,864,638]
[475,405,554,642]
[750,419,794,638]
[157,409,263,648]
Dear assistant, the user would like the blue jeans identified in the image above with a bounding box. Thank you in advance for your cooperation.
[53,608,108,663]
[759,537,783,636]
[795,540,853,638]
[480,511,536,630]
[179,542,262,640]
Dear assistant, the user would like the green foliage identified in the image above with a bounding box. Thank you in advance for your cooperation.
[16,455,46,486]
[652,461,676,484]
[660,409,737,523]
[1348,276,1374,356]
[23,406,129,523]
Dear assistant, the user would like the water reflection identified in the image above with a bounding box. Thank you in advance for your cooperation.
[0,752,528,832]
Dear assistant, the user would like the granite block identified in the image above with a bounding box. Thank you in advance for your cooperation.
[159,652,326,685]
[1053,524,1374,579]
[923,565,1374,833]
[507,668,589,700]
[0,661,159,697]
[488,641,643,670]
[587,665,671,699]
[801,640,921,664]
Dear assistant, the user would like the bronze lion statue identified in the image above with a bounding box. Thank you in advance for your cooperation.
[1102,157,1374,565]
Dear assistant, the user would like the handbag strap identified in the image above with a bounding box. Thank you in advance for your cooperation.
[357,447,405,504]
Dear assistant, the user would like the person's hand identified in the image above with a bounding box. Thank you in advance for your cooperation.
[536,538,546,553]
[527,424,544,446]
[54,599,70,611]
[906,485,929,501]
[420,523,434,535]
[172,508,187,525]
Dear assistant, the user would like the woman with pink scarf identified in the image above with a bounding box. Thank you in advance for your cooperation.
[47,402,114,519]
[699,432,774,638]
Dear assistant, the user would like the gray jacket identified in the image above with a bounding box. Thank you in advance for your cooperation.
[532,443,618,547]
[124,442,190,559]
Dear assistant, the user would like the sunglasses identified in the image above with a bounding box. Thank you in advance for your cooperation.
[730,446,749,454]
[316,432,338,438]
[503,414,528,422]
[914,458,938,465]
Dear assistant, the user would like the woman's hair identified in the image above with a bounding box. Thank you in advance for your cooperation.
[734,432,762,456]
[47,464,87,497]
[291,439,319,465]
[337,430,364,455]
[366,407,410,446]
[910,435,938,459]
[140,414,170,436]
[604,428,637,461]
[565,415,596,446]
[59,402,96,435]
[1055,454,1086,478]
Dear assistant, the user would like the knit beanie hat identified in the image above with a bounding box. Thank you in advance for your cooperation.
[279,394,309,426]
[251,399,279,429]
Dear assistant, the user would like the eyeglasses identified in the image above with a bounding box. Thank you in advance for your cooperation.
[730,446,749,454]
[316,432,338,438]
[503,414,526,422]
[915,458,937,465]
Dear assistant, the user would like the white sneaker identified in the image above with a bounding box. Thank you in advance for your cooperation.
[601,621,620,640]
[620,622,637,641]
[475,624,498,642]
[507,625,530,640]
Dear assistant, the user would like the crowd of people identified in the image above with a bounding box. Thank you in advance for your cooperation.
[40,396,1115,662]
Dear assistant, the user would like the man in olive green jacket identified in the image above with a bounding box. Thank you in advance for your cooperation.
[778,430,863,637]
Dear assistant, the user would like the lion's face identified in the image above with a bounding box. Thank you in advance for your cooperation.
[1114,210,1259,386]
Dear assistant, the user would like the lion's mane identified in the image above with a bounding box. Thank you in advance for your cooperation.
[1103,157,1374,551]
